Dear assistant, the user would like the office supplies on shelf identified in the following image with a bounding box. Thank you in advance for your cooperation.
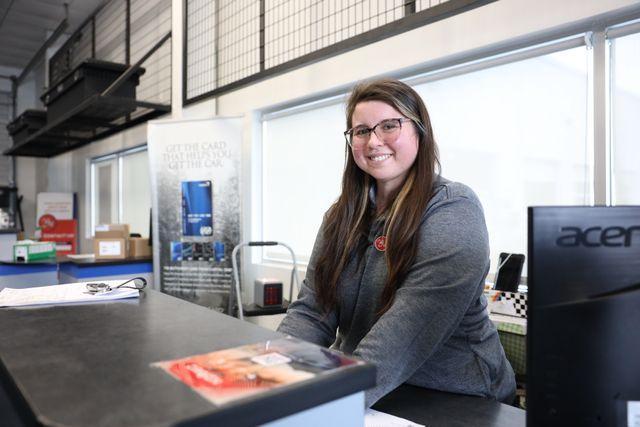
[0,279,142,307]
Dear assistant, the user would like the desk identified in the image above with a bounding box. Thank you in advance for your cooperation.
[0,260,60,290]
[373,384,525,427]
[0,290,374,426]
[58,256,153,284]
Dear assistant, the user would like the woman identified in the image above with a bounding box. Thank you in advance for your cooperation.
[277,78,515,407]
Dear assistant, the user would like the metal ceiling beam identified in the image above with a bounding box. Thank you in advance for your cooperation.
[17,18,68,84]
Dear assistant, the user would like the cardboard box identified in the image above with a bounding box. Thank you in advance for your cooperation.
[129,237,151,258]
[95,223,130,239]
[13,241,56,262]
[94,224,130,259]
[93,238,127,259]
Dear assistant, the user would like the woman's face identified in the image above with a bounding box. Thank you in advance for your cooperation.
[350,100,419,194]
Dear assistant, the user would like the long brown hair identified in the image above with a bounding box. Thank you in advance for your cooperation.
[314,78,440,315]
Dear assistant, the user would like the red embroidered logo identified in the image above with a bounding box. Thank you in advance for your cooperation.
[374,236,386,252]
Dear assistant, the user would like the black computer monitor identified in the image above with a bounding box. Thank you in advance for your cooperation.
[527,206,640,426]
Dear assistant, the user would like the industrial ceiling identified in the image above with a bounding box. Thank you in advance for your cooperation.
[0,0,104,71]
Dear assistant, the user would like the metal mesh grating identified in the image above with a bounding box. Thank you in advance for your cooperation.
[0,91,12,184]
[217,1,260,87]
[95,0,126,63]
[264,0,403,69]
[131,0,172,107]
[186,0,217,99]
[185,0,475,103]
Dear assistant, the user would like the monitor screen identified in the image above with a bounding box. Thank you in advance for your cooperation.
[527,206,640,426]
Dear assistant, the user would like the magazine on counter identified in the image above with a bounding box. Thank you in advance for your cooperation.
[152,336,361,405]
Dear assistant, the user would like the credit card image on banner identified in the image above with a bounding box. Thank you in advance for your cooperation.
[171,242,195,261]
[170,241,183,261]
[181,180,213,236]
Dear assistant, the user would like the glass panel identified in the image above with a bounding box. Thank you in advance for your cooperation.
[121,149,151,237]
[611,31,640,204]
[414,46,590,274]
[94,159,118,227]
[262,102,346,263]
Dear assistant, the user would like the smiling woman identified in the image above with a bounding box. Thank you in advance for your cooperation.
[278,78,516,407]
[347,102,420,213]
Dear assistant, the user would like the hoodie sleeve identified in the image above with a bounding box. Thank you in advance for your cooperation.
[277,223,338,347]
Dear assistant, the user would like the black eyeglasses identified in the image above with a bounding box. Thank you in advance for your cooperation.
[344,118,413,148]
[86,277,147,294]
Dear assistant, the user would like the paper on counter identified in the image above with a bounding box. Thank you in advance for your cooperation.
[0,281,139,308]
[365,409,425,427]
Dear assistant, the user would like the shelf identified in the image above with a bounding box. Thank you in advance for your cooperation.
[4,94,170,157]
[242,300,290,317]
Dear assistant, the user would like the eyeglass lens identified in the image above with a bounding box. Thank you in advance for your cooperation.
[346,118,403,147]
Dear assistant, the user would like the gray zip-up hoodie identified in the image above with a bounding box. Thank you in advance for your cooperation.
[277,177,516,407]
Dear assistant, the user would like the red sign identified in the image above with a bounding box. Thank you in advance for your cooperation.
[40,218,78,255]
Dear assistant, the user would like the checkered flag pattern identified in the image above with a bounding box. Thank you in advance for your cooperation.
[487,290,528,319]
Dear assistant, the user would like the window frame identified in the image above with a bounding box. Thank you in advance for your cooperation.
[257,20,640,271]
[88,144,148,238]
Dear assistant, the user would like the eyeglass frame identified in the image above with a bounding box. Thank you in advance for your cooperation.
[86,277,148,294]
[343,117,414,148]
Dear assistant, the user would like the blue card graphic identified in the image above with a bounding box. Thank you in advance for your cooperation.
[181,180,213,236]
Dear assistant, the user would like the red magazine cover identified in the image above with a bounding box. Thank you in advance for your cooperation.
[152,337,360,405]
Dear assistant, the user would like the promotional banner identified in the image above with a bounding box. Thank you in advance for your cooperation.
[36,192,77,255]
[148,118,241,312]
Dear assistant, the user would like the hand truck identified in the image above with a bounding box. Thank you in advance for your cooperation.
[228,241,300,320]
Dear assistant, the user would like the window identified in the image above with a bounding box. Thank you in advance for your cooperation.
[610,30,640,204]
[413,46,590,269]
[262,100,346,263]
[260,23,640,275]
[90,146,151,237]
[262,45,591,271]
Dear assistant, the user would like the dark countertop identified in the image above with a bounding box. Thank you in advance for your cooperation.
[0,229,19,235]
[373,384,525,427]
[0,290,374,427]
[61,255,152,266]
[0,256,152,267]
[0,258,62,266]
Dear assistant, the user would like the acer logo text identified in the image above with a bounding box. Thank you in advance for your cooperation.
[556,226,640,247]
